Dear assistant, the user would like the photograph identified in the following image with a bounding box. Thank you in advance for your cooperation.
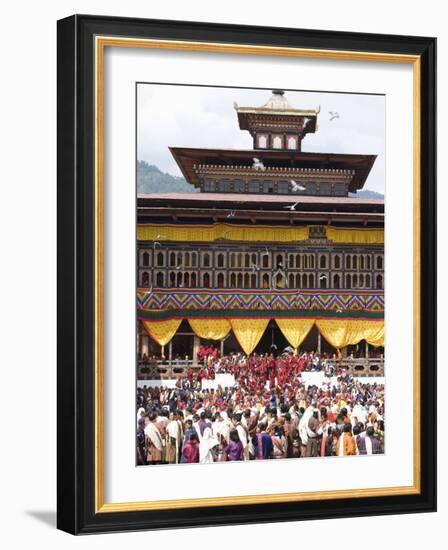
[135,84,386,467]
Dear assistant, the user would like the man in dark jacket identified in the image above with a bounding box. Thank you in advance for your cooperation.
[356,426,382,455]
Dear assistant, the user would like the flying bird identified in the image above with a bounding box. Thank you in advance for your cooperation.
[329,111,339,121]
[155,234,166,240]
[251,263,260,272]
[283,201,300,211]
[252,157,266,171]
[290,179,307,192]
[319,274,327,280]
[152,241,161,249]
[227,210,236,218]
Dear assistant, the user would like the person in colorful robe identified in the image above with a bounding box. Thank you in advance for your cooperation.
[252,422,273,459]
[144,411,165,464]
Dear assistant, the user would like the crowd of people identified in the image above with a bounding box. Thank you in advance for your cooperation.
[136,350,385,466]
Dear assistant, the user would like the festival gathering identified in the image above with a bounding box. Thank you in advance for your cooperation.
[136,347,385,465]
[136,87,385,468]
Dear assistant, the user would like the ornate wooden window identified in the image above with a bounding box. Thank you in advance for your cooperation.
[319,274,327,289]
[333,273,341,289]
[272,135,283,149]
[262,273,270,288]
[376,274,383,289]
[234,180,245,193]
[244,273,250,288]
[141,271,150,286]
[257,134,267,148]
[142,251,150,267]
[287,136,297,149]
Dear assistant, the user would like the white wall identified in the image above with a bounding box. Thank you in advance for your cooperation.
[0,0,444,546]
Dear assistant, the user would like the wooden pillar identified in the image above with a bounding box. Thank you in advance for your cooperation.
[365,341,369,359]
[141,334,149,357]
[220,339,224,357]
[193,335,200,364]
[168,340,173,366]
[317,331,321,354]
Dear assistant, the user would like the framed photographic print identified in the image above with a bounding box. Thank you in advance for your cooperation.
[57,15,436,534]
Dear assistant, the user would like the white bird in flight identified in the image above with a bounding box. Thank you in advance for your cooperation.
[252,157,266,171]
[227,210,236,218]
[283,201,300,211]
[319,274,327,280]
[329,111,339,121]
[290,179,307,192]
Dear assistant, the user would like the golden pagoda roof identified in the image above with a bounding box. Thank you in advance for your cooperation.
[234,90,320,118]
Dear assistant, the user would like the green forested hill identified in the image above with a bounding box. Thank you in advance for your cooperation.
[349,189,384,200]
[137,161,197,193]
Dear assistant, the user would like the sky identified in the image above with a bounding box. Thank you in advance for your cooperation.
[137,84,385,194]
